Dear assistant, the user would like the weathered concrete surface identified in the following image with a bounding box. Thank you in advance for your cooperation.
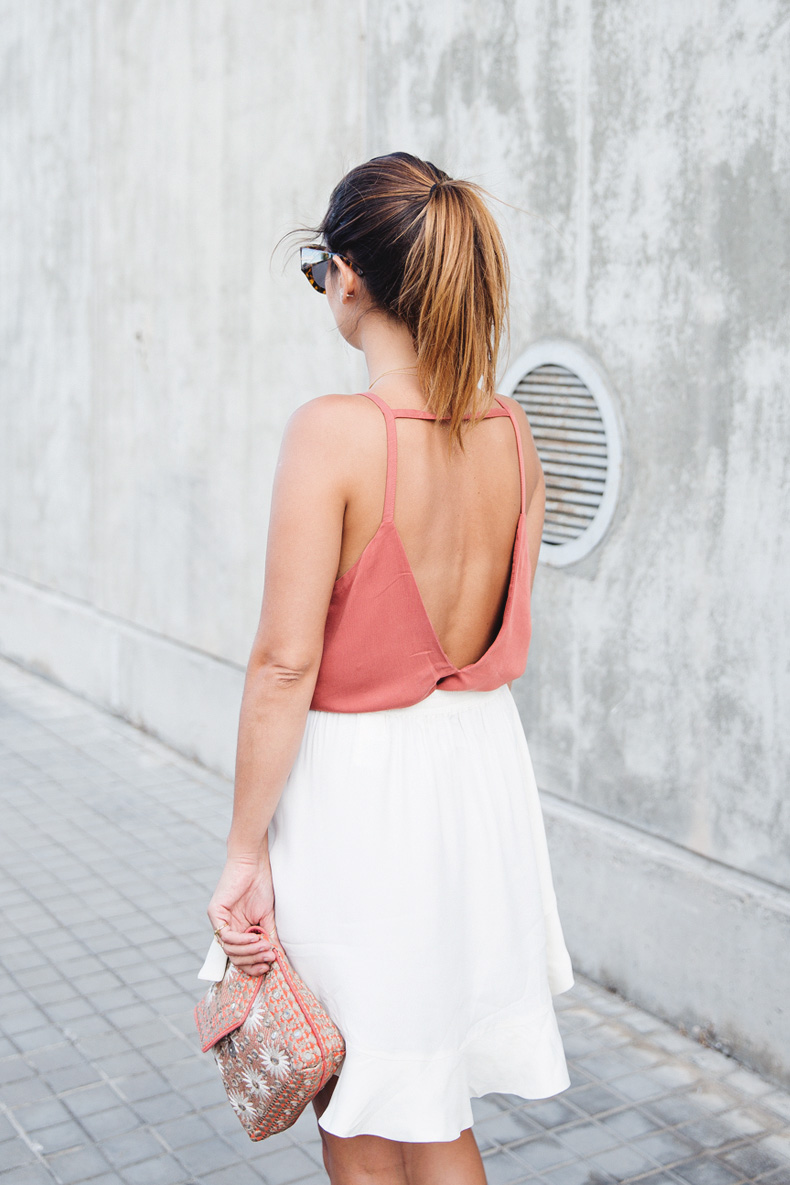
[0,0,367,670]
[1,2,789,1080]
[543,791,790,1089]
[365,0,790,894]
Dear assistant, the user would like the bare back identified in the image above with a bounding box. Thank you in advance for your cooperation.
[337,392,544,671]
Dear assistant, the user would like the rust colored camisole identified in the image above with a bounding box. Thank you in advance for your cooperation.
[309,390,531,712]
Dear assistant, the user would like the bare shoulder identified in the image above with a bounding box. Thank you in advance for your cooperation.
[284,393,384,446]
[285,392,376,431]
[281,393,386,488]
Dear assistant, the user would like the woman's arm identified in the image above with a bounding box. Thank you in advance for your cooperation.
[207,395,352,972]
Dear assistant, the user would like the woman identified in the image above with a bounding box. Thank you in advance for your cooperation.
[207,151,574,1184]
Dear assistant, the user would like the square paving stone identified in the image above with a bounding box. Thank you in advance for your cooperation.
[163,1057,212,1090]
[598,1107,660,1140]
[63,1013,117,1040]
[27,1043,86,1073]
[561,1030,606,1059]
[151,1113,217,1149]
[523,1097,585,1130]
[202,1165,272,1185]
[79,1106,142,1141]
[721,1139,787,1177]
[33,1120,89,1155]
[567,1064,595,1088]
[200,1102,243,1136]
[761,1092,790,1123]
[134,1091,196,1124]
[44,1061,102,1092]
[0,1164,55,1185]
[176,1136,241,1174]
[76,1031,132,1060]
[634,1130,707,1168]
[508,1134,571,1172]
[673,1155,743,1184]
[475,1108,543,1145]
[104,1003,158,1027]
[564,1084,625,1117]
[75,1175,127,1185]
[674,1115,744,1150]
[613,1072,671,1103]
[635,1174,692,1185]
[574,1051,636,1082]
[590,1143,658,1181]
[557,1119,619,1157]
[0,1139,38,1172]
[144,1041,197,1071]
[28,982,78,1007]
[541,1161,616,1185]
[725,1104,780,1137]
[723,1068,776,1098]
[94,1050,150,1078]
[45,998,95,1023]
[0,1057,36,1087]
[15,1097,71,1132]
[180,1077,226,1109]
[0,1011,50,1041]
[644,1092,710,1127]
[114,1071,171,1103]
[63,1084,122,1118]
[763,1131,790,1161]
[621,1043,666,1069]
[2,1074,61,1107]
[91,989,140,1013]
[475,1148,530,1184]
[245,1142,317,1180]
[124,1019,177,1048]
[690,1085,741,1114]
[122,1154,191,1185]
[46,1144,112,1184]
[652,1061,705,1090]
[99,1128,165,1168]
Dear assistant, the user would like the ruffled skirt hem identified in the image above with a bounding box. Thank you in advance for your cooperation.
[318,1002,571,1141]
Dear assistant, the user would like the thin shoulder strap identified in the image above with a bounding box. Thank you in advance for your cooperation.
[494,395,526,514]
[358,391,397,522]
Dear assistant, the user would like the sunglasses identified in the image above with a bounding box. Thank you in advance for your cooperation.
[300,245,364,294]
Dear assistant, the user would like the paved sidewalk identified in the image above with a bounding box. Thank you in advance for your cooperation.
[0,658,789,1185]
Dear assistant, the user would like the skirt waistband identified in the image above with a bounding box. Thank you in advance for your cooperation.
[311,684,513,720]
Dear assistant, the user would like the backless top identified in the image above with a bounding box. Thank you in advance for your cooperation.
[309,390,532,712]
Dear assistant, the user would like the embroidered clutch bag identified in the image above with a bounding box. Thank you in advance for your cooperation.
[194,927,345,1140]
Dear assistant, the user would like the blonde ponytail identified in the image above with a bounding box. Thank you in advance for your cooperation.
[398,179,510,451]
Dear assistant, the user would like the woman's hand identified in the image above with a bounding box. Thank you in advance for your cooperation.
[207,855,278,977]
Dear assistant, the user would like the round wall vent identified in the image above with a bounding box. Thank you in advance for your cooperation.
[500,341,622,567]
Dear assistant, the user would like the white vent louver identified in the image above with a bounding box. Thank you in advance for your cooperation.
[513,363,606,547]
[502,343,621,567]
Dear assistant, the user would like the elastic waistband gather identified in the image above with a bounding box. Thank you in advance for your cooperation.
[312,684,512,720]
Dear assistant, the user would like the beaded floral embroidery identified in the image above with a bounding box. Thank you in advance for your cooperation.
[194,931,345,1140]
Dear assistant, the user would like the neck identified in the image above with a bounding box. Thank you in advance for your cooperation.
[358,311,423,401]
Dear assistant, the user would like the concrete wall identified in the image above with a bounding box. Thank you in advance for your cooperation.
[2,2,788,1082]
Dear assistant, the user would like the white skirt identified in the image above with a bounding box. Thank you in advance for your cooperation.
[267,683,575,1142]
